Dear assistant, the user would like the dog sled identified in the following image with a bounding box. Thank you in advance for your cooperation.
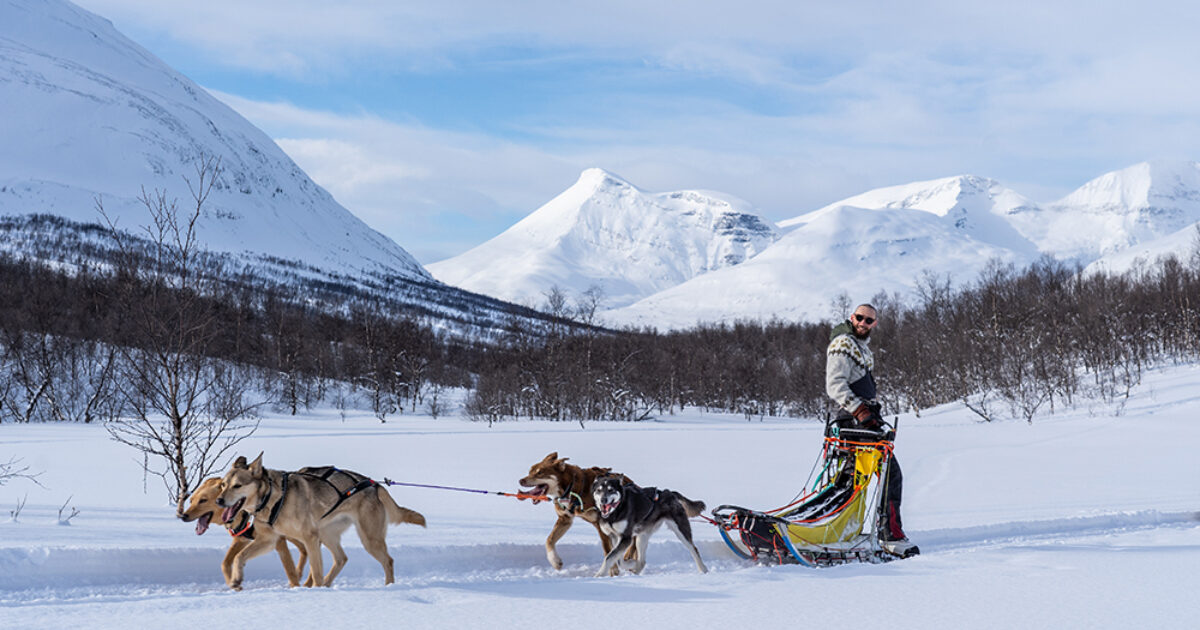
[710,418,900,566]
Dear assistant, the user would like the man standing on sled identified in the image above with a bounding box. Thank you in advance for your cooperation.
[826,303,919,558]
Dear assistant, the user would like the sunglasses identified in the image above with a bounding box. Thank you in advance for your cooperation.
[853,313,876,325]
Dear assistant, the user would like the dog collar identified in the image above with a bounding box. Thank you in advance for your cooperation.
[228,512,254,539]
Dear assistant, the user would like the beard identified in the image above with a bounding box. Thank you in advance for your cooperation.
[853,326,871,340]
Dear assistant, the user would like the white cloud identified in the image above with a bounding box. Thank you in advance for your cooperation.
[78,1,1200,78]
[70,0,1200,260]
[211,92,588,261]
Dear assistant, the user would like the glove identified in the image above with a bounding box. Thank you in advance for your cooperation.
[852,403,883,429]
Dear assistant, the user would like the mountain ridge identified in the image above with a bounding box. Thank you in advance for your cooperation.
[603,160,1200,328]
[427,167,779,308]
[0,0,429,283]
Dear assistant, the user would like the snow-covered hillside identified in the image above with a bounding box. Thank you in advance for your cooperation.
[1086,222,1200,275]
[609,206,1030,327]
[0,0,428,282]
[606,164,1200,328]
[781,174,1042,258]
[3,362,1198,628]
[1028,161,1200,263]
[607,175,1042,327]
[427,168,778,308]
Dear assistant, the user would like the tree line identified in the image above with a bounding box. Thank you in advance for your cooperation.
[468,248,1200,425]
[5,241,1200,432]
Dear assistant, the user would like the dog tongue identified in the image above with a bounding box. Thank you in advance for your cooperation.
[222,505,236,525]
[195,512,211,535]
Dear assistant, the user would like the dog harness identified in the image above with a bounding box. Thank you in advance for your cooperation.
[633,485,663,515]
[554,480,590,514]
[251,471,291,527]
[310,467,381,519]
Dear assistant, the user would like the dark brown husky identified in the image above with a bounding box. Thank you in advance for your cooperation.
[518,452,636,574]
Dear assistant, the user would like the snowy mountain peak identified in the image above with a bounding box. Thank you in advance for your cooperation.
[851,174,997,216]
[783,174,1030,225]
[607,199,1037,328]
[780,174,1041,257]
[1012,160,1200,261]
[0,0,430,282]
[427,170,779,308]
[575,167,637,192]
[1053,160,1200,211]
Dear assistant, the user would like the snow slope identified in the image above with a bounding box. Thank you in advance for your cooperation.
[1086,222,1200,275]
[427,168,778,308]
[608,176,1041,327]
[2,363,1198,629]
[607,164,1200,328]
[0,0,428,282]
[780,174,1042,258]
[1017,161,1200,262]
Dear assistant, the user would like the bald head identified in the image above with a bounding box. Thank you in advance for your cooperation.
[850,304,877,338]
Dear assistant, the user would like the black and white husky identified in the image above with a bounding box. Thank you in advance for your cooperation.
[590,475,708,577]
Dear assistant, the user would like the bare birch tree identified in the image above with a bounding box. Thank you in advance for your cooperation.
[99,157,259,508]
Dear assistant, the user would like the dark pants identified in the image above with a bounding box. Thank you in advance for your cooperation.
[879,454,906,540]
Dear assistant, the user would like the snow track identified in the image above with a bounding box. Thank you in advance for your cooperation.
[919,509,1200,553]
[4,510,1195,600]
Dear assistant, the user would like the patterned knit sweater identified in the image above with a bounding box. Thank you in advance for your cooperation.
[825,320,875,413]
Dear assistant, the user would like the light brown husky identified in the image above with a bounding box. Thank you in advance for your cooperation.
[178,477,306,588]
[217,454,425,588]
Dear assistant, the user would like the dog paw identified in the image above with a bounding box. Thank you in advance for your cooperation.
[548,553,564,571]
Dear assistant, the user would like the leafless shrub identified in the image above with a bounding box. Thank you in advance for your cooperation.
[57,496,80,525]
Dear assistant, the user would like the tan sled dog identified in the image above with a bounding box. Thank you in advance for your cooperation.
[518,452,636,573]
[218,454,426,588]
[178,477,306,588]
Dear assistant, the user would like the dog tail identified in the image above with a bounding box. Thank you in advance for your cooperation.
[379,487,427,527]
[675,492,706,518]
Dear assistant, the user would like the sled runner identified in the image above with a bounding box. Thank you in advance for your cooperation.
[710,419,898,566]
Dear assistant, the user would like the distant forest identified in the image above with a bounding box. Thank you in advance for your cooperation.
[3,230,1199,427]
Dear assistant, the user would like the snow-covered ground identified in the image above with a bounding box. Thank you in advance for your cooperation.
[3,364,1199,629]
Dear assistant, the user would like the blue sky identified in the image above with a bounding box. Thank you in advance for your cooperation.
[75,0,1200,263]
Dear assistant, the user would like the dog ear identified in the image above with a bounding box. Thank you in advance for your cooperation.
[249,452,264,474]
[232,455,248,469]
[542,452,558,463]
